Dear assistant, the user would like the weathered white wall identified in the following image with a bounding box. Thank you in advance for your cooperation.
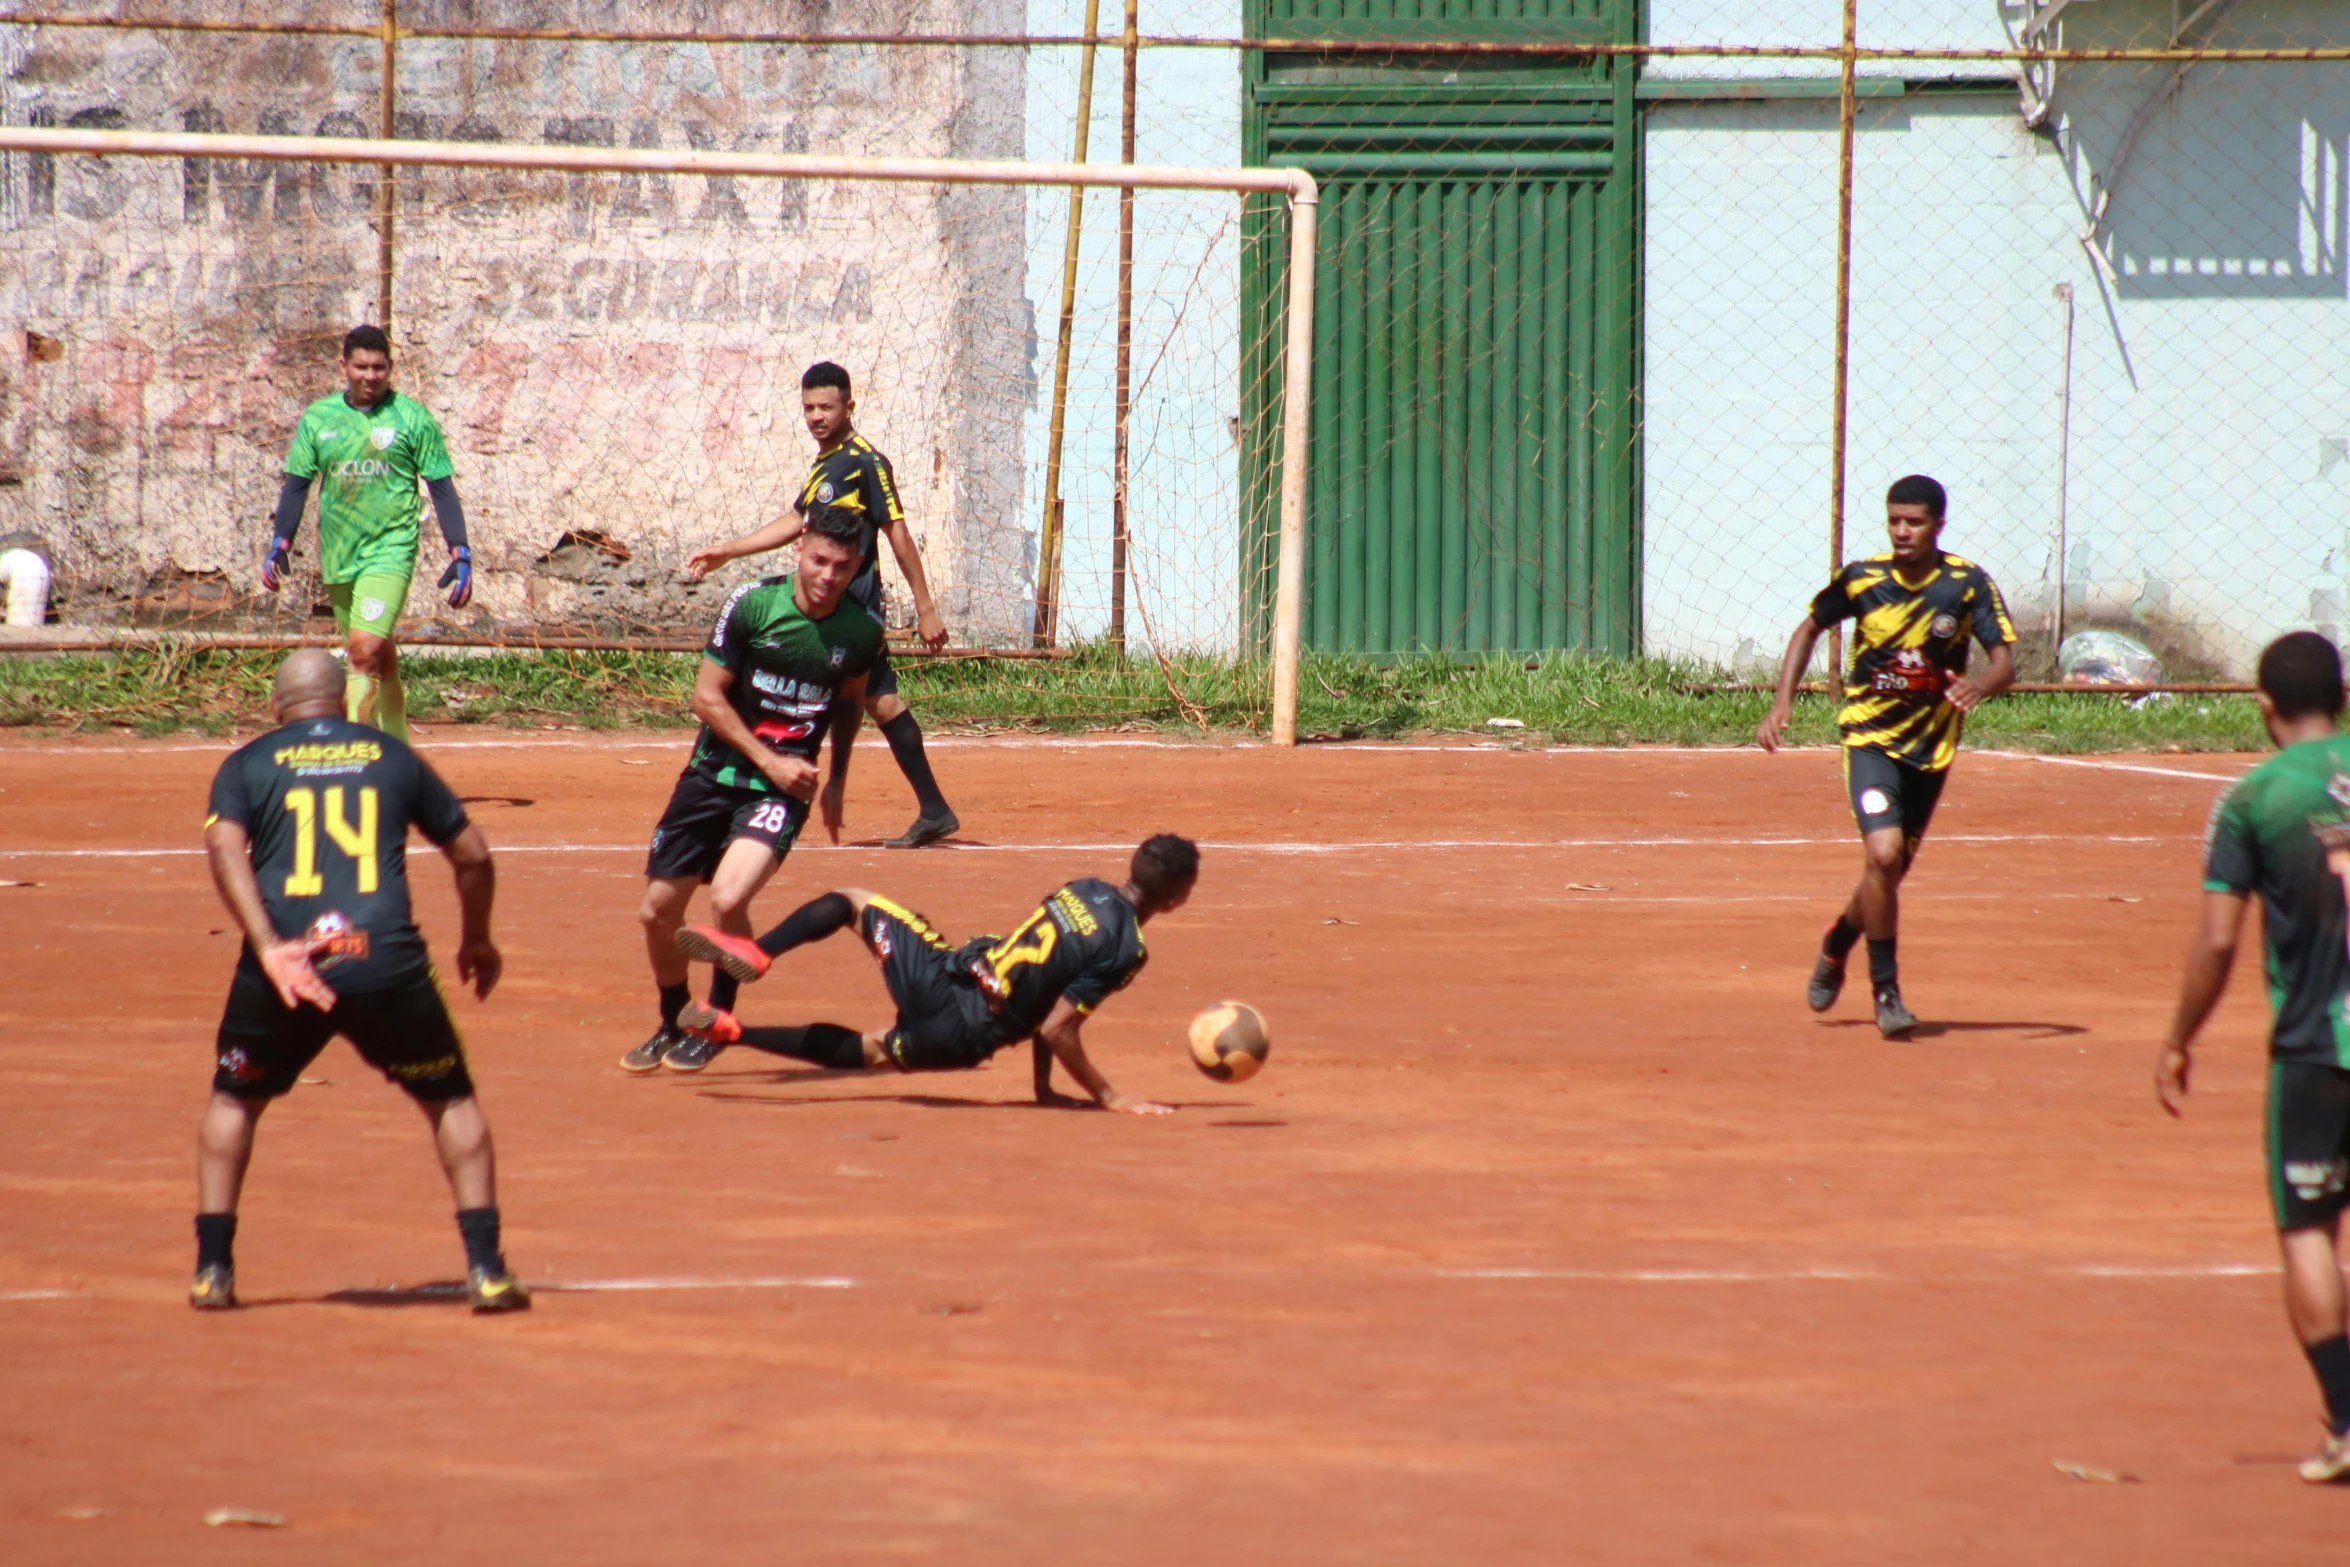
[1643,1,2350,675]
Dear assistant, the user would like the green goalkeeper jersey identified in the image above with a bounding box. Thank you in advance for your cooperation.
[283,391,455,584]
[2203,734,2350,1067]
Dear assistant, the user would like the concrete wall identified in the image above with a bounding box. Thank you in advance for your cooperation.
[0,2,1032,637]
[1642,1,2350,676]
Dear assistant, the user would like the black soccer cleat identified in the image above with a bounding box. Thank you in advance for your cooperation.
[621,1025,683,1074]
[1874,985,1919,1040]
[467,1266,532,1314]
[885,810,960,850]
[189,1263,237,1311]
[1807,950,1847,1013]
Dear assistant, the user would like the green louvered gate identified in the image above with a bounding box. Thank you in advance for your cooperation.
[1241,0,1640,657]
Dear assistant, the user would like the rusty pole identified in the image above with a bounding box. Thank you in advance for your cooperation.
[1826,0,1857,686]
[1109,0,1138,654]
[1033,0,1105,649]
[375,0,397,332]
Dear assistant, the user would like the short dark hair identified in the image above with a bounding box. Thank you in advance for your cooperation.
[802,360,852,397]
[801,501,867,553]
[1131,834,1199,903]
[342,323,390,359]
[1886,474,1946,520]
[2258,631,2345,721]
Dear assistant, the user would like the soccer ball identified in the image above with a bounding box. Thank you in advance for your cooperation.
[1188,1002,1270,1083]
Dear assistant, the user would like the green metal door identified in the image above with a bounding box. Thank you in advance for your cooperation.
[1242,0,1640,657]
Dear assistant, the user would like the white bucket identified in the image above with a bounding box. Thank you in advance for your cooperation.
[0,548,50,627]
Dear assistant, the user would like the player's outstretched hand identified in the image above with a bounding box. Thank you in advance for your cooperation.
[818,776,845,843]
[1099,1090,1175,1116]
[260,538,292,593]
[917,607,950,652]
[682,547,728,583]
[2154,1041,2191,1117]
[1755,703,1791,753]
[438,545,473,609]
[457,936,503,1000]
[260,936,337,1013]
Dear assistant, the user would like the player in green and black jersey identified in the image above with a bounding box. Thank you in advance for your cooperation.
[259,324,474,745]
[2159,633,2350,1483]
[670,836,1199,1116]
[192,648,524,1312]
[628,503,884,1075]
[684,361,961,849]
[1758,475,2017,1038]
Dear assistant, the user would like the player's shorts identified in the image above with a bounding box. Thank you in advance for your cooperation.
[1843,745,1947,841]
[646,769,806,882]
[846,572,898,701]
[213,961,473,1101]
[858,896,1002,1071]
[328,569,413,640]
[2269,1061,2350,1229]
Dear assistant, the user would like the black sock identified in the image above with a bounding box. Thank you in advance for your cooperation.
[195,1212,237,1272]
[2308,1335,2350,1436]
[710,971,739,1013]
[1867,937,1898,991]
[880,711,950,819]
[456,1207,505,1275]
[738,1022,867,1070]
[659,982,690,1031]
[1823,916,1863,960]
[756,891,856,959]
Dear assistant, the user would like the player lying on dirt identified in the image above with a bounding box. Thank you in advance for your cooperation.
[670,835,1199,1116]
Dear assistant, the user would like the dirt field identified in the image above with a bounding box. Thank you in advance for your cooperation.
[0,728,2337,1563]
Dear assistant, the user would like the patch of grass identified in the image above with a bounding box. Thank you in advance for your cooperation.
[0,643,2266,752]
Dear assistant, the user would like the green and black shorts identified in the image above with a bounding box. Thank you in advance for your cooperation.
[2269,1061,2350,1229]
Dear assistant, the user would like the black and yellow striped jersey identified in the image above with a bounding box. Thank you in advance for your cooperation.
[1809,551,2016,772]
[795,433,902,589]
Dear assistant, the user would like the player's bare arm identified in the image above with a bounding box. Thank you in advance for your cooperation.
[441,823,502,1000]
[203,816,337,1012]
[684,513,803,583]
[818,670,869,842]
[689,659,818,801]
[2155,889,2250,1116]
[1037,997,1173,1116]
[879,516,949,651]
[1757,614,1826,753]
[1947,641,2016,714]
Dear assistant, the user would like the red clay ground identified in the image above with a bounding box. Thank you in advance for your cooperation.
[0,729,2335,1562]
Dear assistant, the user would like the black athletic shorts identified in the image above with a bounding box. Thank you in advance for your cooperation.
[646,769,806,882]
[213,961,474,1102]
[1843,745,1948,841]
[846,573,899,701]
[858,897,1002,1071]
[2270,1061,2350,1229]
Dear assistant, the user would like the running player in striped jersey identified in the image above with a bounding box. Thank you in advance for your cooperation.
[1756,475,2017,1038]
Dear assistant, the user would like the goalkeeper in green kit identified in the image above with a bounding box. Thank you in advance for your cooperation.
[260,324,472,743]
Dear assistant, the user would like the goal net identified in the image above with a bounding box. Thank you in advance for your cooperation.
[0,113,1309,716]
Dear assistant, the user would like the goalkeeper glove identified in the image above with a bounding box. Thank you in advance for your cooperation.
[438,544,473,609]
[260,538,292,592]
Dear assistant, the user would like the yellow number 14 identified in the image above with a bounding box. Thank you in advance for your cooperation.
[282,786,379,897]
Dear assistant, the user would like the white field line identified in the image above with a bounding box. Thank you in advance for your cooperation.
[1444,1263,2285,1282]
[0,1288,74,1301]
[531,1275,855,1293]
[0,832,2180,862]
[1977,749,2248,784]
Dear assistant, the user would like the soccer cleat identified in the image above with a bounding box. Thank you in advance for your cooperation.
[466,1266,532,1314]
[1874,985,1919,1040]
[620,1025,683,1074]
[885,810,960,850]
[2302,1425,2350,1484]
[675,925,772,984]
[662,1030,726,1072]
[188,1264,237,1310]
[1807,949,1847,1013]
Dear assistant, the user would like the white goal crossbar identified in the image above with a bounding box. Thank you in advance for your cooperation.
[0,124,1320,745]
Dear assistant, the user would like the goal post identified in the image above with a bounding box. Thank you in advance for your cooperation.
[0,124,1319,744]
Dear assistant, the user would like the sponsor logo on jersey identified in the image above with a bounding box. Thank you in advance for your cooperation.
[830,646,847,667]
[1050,886,1101,937]
[868,922,894,959]
[750,669,804,697]
[711,582,755,647]
[2330,772,2350,813]
[329,458,394,479]
[305,909,371,971]
[370,426,398,451]
[273,740,384,768]
[753,718,817,746]
[817,481,837,503]
[1928,613,1958,640]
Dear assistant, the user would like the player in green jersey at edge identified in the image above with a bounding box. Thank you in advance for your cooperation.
[1757,474,2017,1039]
[685,361,960,849]
[2158,632,2350,1483]
[260,324,474,744]
[625,503,884,1074]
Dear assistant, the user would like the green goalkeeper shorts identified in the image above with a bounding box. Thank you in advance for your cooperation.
[329,570,413,639]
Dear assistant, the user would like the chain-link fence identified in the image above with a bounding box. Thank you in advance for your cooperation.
[1,3,2345,691]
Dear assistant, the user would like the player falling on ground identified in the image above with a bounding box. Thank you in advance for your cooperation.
[2157,632,2350,1484]
[1756,474,2016,1038]
[192,649,524,1312]
[626,504,883,1075]
[670,835,1199,1116]
[685,360,959,849]
[259,324,474,745]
